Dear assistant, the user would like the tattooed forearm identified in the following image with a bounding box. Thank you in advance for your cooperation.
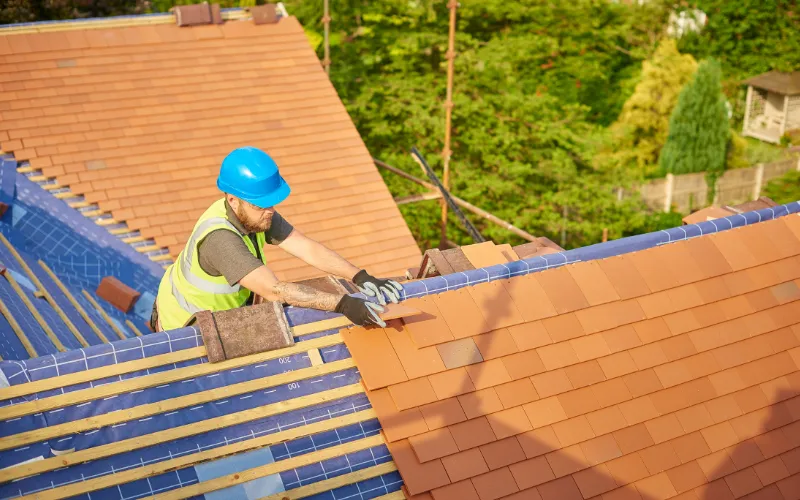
[272,282,343,311]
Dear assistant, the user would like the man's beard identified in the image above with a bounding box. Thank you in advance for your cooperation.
[235,204,273,233]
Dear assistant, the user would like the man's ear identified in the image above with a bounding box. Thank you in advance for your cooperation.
[226,194,239,210]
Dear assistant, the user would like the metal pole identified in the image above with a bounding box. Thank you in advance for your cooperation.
[440,0,458,247]
[412,147,484,243]
[374,159,537,242]
[322,0,331,75]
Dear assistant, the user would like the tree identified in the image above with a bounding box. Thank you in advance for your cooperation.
[678,0,800,81]
[281,0,680,249]
[598,40,697,178]
[677,0,800,126]
[659,58,729,202]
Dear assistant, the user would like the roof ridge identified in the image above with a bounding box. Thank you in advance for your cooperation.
[400,201,800,301]
[0,8,253,34]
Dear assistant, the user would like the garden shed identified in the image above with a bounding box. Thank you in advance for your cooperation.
[742,70,800,144]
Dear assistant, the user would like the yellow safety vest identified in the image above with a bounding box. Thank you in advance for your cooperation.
[156,198,267,330]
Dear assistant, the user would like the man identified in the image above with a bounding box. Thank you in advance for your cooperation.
[152,146,403,332]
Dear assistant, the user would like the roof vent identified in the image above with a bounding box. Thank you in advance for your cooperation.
[172,3,223,27]
[250,4,279,25]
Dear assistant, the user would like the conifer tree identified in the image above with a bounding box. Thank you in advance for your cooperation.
[659,58,729,202]
[600,40,697,178]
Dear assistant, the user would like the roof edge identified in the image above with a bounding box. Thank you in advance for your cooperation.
[0,5,284,34]
[399,200,800,300]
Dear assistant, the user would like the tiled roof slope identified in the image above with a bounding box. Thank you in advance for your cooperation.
[0,16,421,281]
[342,215,800,500]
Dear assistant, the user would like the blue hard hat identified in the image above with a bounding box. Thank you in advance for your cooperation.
[217,146,291,208]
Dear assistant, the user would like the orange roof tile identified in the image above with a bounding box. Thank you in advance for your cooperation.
[341,216,800,499]
[0,16,420,280]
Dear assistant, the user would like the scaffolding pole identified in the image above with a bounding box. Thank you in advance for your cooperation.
[322,0,331,75]
[440,0,458,248]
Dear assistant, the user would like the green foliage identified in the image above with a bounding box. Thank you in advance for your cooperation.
[303,28,323,51]
[743,137,789,164]
[599,40,697,178]
[781,129,800,147]
[622,210,685,238]
[280,0,678,249]
[677,1,800,127]
[678,0,800,82]
[726,130,750,170]
[763,170,800,204]
[659,59,729,202]
[0,0,148,23]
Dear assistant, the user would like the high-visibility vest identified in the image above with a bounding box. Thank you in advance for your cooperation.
[155,198,267,330]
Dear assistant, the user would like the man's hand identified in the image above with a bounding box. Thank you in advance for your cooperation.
[352,270,403,306]
[335,295,387,327]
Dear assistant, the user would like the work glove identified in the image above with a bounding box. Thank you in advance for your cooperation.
[335,295,387,327]
[352,270,403,306]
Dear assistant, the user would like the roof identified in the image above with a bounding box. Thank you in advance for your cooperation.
[682,198,779,226]
[743,71,800,95]
[1,202,799,500]
[729,197,780,214]
[0,14,421,281]
[682,207,736,226]
[0,158,165,360]
[342,213,800,500]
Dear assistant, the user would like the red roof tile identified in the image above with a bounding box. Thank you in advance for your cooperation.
[502,277,558,322]
[480,437,527,470]
[410,427,460,463]
[0,18,420,279]
[341,218,800,500]
[442,448,489,482]
[458,388,504,420]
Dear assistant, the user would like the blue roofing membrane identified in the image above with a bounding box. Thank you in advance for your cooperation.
[0,155,165,352]
[1,138,799,498]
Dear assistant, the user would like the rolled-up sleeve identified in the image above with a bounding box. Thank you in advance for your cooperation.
[267,212,294,244]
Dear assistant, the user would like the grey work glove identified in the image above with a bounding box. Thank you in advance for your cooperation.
[335,295,387,327]
[352,270,403,306]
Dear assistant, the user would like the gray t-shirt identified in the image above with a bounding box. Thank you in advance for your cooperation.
[197,201,294,286]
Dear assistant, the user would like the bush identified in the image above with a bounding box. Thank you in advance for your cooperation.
[744,137,789,165]
[763,170,800,204]
[780,129,800,147]
[726,130,750,169]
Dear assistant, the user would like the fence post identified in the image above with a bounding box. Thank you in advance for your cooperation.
[780,94,789,138]
[743,85,753,134]
[752,163,765,200]
[664,173,674,213]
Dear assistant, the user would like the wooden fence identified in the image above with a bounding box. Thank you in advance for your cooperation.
[635,156,800,213]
